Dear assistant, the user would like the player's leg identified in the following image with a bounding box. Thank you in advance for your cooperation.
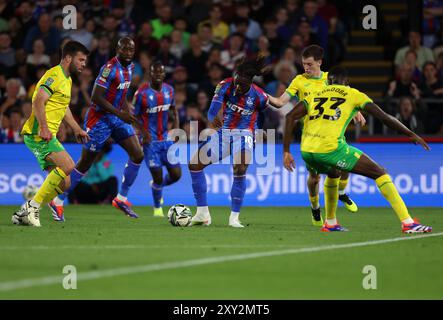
[112,123,143,218]
[188,152,211,226]
[321,168,348,232]
[307,171,323,226]
[338,171,358,213]
[230,159,249,228]
[149,166,165,217]
[351,153,431,233]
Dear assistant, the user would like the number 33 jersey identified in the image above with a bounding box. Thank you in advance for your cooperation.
[301,84,372,153]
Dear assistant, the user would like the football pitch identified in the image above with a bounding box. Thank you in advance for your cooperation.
[0,205,441,300]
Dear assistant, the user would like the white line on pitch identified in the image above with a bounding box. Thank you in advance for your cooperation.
[0,232,442,292]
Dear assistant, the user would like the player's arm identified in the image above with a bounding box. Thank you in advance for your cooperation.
[283,101,308,172]
[91,84,137,124]
[131,92,151,144]
[364,102,430,150]
[170,104,179,130]
[207,82,227,129]
[63,107,90,143]
[267,91,291,108]
[32,88,52,141]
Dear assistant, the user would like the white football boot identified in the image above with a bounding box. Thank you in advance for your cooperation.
[12,201,41,227]
[191,207,212,226]
[229,215,244,228]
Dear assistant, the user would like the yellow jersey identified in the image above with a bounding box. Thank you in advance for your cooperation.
[285,71,328,101]
[301,84,373,153]
[22,65,72,136]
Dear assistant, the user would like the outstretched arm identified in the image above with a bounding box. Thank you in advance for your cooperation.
[283,101,308,171]
[267,91,292,108]
[63,107,90,143]
[364,102,430,150]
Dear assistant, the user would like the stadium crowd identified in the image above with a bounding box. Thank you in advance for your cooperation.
[0,0,442,144]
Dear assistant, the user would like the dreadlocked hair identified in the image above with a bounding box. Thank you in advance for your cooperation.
[236,53,269,79]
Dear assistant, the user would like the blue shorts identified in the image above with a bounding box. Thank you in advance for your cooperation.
[144,140,180,169]
[198,129,254,163]
[84,112,135,152]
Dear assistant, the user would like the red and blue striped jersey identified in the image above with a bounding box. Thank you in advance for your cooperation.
[133,82,175,142]
[212,78,268,132]
[92,56,134,112]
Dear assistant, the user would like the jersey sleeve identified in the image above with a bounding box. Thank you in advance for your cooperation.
[132,88,143,116]
[39,70,60,97]
[256,87,269,111]
[285,76,301,98]
[208,80,230,121]
[169,86,175,106]
[351,88,373,110]
[95,63,115,89]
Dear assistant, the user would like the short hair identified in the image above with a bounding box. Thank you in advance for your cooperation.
[236,54,268,79]
[327,66,348,84]
[61,40,89,58]
[422,61,437,70]
[150,60,164,70]
[302,45,324,61]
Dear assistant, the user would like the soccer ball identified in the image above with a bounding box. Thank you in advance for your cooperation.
[167,204,192,227]
[22,185,38,201]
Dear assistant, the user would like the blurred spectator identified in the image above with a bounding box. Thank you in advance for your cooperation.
[21,100,32,119]
[419,61,443,97]
[181,34,209,85]
[205,47,222,70]
[0,32,15,68]
[275,7,292,42]
[170,29,187,60]
[257,35,276,65]
[198,22,216,53]
[7,17,24,50]
[84,0,108,26]
[63,11,94,50]
[26,39,50,67]
[68,142,118,204]
[317,0,339,35]
[0,109,23,143]
[386,64,419,99]
[27,65,48,99]
[172,0,210,32]
[152,4,174,40]
[422,0,443,48]
[111,1,136,38]
[220,33,246,71]
[199,62,225,98]
[200,4,229,45]
[16,1,36,37]
[135,22,159,58]
[88,34,111,74]
[296,0,328,51]
[262,17,285,57]
[232,17,256,54]
[156,36,178,81]
[101,14,119,51]
[133,51,152,86]
[265,60,298,96]
[196,89,210,114]
[219,0,237,24]
[173,89,188,125]
[173,17,191,49]
[297,17,320,48]
[230,2,262,41]
[436,52,443,79]
[250,0,268,24]
[184,103,206,135]
[402,50,422,83]
[393,96,425,134]
[170,65,197,99]
[23,13,61,55]
[394,31,435,70]
[0,79,24,116]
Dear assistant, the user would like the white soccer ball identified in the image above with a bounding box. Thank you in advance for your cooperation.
[167,204,192,227]
[22,185,38,201]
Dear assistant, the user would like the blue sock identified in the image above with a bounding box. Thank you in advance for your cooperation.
[151,182,163,208]
[119,160,141,197]
[190,170,207,206]
[58,168,85,201]
[231,175,246,213]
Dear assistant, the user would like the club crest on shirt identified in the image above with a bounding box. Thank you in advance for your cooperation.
[246,97,254,106]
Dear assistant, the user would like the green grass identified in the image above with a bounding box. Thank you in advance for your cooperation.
[0,205,441,299]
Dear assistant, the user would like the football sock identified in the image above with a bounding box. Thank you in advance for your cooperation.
[116,194,127,202]
[230,211,240,218]
[57,168,85,201]
[151,182,163,208]
[119,160,142,197]
[231,175,246,213]
[53,196,64,206]
[33,167,67,206]
[324,176,340,221]
[338,177,348,196]
[376,174,411,222]
[190,170,207,207]
[309,195,320,210]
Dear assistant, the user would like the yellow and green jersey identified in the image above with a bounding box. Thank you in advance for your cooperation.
[21,65,72,136]
[285,71,328,101]
[301,84,373,153]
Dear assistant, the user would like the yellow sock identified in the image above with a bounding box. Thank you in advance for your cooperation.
[33,167,67,205]
[375,174,411,222]
[309,194,319,209]
[339,177,348,194]
[324,177,340,221]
